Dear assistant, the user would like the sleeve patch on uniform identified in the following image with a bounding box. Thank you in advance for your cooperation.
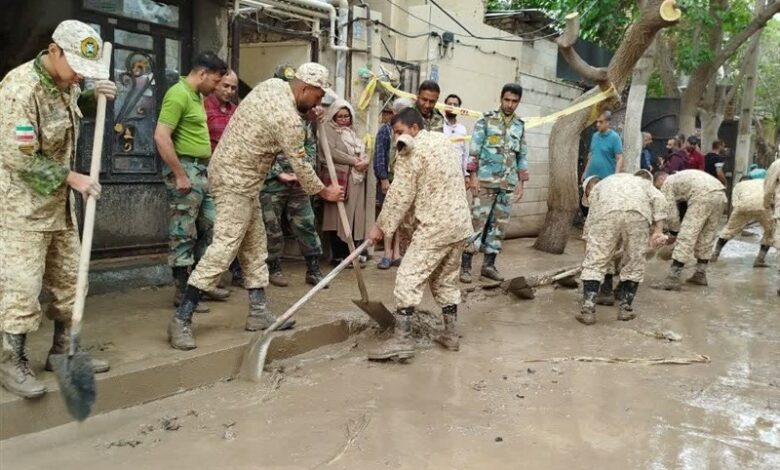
[15,121,36,155]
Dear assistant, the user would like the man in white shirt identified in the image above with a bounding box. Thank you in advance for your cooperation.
[442,94,471,188]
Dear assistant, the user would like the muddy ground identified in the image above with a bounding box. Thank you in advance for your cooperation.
[1,238,779,469]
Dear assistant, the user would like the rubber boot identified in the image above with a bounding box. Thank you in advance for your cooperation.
[753,245,771,268]
[0,333,46,399]
[710,238,728,263]
[686,260,709,286]
[201,286,230,301]
[480,253,504,282]
[367,307,415,361]
[44,321,110,373]
[460,252,473,284]
[168,285,198,350]
[617,281,639,321]
[246,288,295,331]
[230,259,245,287]
[267,259,289,287]
[652,262,684,291]
[172,267,209,313]
[595,274,615,306]
[575,280,599,325]
[435,305,459,351]
[305,255,327,289]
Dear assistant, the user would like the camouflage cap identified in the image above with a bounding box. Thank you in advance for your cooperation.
[295,62,332,90]
[52,20,109,80]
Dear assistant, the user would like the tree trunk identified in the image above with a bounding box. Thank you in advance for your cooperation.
[733,7,763,178]
[623,39,657,172]
[655,35,680,97]
[534,0,677,254]
[700,108,725,154]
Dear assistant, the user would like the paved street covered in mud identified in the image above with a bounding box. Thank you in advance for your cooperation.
[2,238,778,469]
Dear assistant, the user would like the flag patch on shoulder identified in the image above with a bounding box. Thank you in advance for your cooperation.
[15,123,35,143]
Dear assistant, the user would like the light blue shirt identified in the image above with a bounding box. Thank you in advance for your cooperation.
[585,129,623,179]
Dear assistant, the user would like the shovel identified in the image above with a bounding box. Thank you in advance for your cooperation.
[240,240,372,382]
[48,42,112,421]
[506,265,583,299]
[317,130,394,330]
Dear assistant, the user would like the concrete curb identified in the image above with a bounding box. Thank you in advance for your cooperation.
[0,318,369,440]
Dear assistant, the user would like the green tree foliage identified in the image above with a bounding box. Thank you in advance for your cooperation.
[755,19,780,136]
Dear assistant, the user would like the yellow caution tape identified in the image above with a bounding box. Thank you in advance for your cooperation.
[358,73,618,130]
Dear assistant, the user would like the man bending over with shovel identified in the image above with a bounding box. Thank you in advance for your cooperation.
[168,63,344,350]
[0,20,115,397]
[578,173,668,325]
[366,108,473,361]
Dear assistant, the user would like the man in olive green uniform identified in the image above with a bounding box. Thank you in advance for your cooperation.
[414,80,444,132]
[0,20,114,398]
[155,52,231,314]
[168,63,343,350]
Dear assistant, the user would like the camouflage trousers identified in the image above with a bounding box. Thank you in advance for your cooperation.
[163,158,216,268]
[466,187,512,255]
[395,238,465,309]
[0,228,78,334]
[719,209,774,246]
[672,192,727,263]
[260,188,322,262]
[188,191,269,291]
[582,211,650,283]
[774,217,780,274]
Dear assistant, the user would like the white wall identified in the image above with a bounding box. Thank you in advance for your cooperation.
[239,41,312,88]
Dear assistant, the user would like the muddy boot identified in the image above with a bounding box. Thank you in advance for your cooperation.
[575,280,599,325]
[460,252,473,284]
[367,308,415,361]
[202,286,230,301]
[246,288,295,332]
[0,333,46,399]
[480,253,504,282]
[710,238,728,263]
[44,321,109,373]
[168,285,199,350]
[652,262,684,291]
[304,255,327,289]
[230,259,245,287]
[753,245,771,268]
[435,305,460,351]
[267,259,289,287]
[617,281,639,321]
[172,267,209,313]
[595,274,615,306]
[686,260,709,286]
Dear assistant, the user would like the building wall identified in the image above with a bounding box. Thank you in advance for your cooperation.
[240,41,312,87]
[365,0,582,237]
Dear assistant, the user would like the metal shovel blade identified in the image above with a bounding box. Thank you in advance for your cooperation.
[48,352,97,421]
[240,331,273,383]
[352,299,395,330]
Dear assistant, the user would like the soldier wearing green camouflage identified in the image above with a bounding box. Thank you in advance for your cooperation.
[415,80,445,132]
[461,83,529,283]
[261,117,325,287]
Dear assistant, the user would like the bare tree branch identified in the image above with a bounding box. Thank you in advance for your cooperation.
[556,13,609,84]
[709,0,779,74]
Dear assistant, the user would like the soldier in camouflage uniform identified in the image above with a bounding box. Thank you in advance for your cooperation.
[261,109,325,287]
[764,159,780,296]
[155,52,231,314]
[461,83,529,283]
[652,170,727,291]
[414,80,445,132]
[0,21,114,398]
[710,178,775,267]
[578,174,667,325]
[168,63,343,350]
[366,108,473,361]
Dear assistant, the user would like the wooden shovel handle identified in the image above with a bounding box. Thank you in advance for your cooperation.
[71,42,112,341]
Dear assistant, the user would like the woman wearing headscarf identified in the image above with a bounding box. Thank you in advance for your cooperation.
[320,99,369,264]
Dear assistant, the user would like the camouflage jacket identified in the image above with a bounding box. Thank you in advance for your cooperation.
[470,110,528,191]
[377,130,472,246]
[661,169,726,232]
[263,123,317,193]
[731,179,768,214]
[0,53,83,230]
[584,173,667,238]
[764,159,780,218]
[417,105,445,133]
[209,78,324,198]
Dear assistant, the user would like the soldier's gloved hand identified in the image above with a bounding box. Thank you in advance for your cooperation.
[95,80,117,100]
[66,171,102,199]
